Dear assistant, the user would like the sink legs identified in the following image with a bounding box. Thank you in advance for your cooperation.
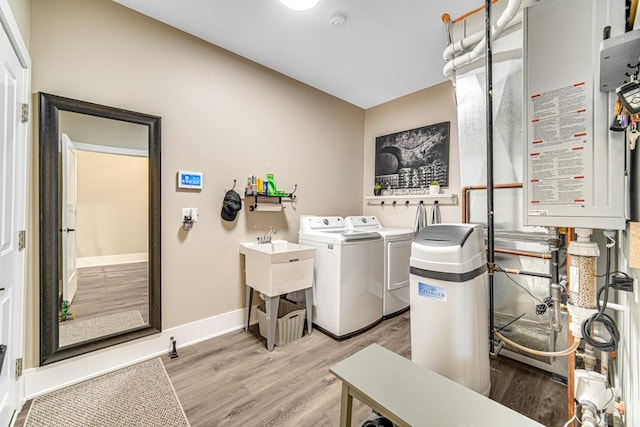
[245,285,312,351]
[265,295,280,351]
[245,284,253,332]
[244,285,279,351]
[305,287,313,335]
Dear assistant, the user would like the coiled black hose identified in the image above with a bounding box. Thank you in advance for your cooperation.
[580,245,620,352]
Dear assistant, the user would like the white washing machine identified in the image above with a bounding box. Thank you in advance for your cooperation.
[345,216,413,318]
[299,216,384,339]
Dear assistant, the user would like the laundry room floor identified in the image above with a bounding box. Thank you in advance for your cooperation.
[16,311,567,426]
[165,311,568,426]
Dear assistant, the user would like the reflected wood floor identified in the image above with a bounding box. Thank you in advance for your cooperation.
[69,262,149,323]
[16,311,567,426]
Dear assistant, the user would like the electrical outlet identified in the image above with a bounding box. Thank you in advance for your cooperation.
[182,208,198,222]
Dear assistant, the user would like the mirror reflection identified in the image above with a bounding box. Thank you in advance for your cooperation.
[57,112,150,347]
[39,92,161,365]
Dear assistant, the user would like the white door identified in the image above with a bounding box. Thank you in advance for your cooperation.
[61,134,78,302]
[0,12,28,426]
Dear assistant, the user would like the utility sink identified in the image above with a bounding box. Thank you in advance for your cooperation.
[240,240,315,296]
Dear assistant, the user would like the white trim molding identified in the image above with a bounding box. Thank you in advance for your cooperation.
[74,141,148,158]
[76,252,148,268]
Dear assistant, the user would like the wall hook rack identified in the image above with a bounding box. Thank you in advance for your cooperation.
[365,193,458,206]
[224,179,237,193]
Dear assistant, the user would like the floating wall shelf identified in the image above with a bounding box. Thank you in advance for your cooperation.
[365,193,457,206]
[242,194,296,211]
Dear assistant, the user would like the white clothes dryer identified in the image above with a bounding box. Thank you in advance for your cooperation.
[299,216,383,339]
[345,216,413,318]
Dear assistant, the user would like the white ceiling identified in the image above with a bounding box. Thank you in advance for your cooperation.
[112,0,482,109]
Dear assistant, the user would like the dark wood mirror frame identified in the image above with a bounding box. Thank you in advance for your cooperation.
[39,92,161,365]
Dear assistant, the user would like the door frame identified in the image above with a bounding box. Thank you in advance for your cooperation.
[60,134,78,303]
[0,0,31,419]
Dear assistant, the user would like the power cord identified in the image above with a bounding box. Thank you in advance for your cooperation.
[611,272,634,292]
[495,312,527,333]
[537,296,554,315]
[495,263,551,315]
[581,235,620,352]
[497,266,544,304]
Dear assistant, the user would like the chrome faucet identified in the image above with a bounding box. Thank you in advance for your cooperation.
[258,226,276,244]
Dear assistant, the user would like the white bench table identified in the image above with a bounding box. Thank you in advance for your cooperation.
[329,343,544,427]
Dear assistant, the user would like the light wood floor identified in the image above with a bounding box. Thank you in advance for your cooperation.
[69,262,149,323]
[15,311,567,426]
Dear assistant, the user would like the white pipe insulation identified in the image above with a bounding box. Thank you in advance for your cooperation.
[442,0,522,77]
[442,14,523,61]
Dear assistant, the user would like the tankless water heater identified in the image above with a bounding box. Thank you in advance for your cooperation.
[523,0,626,230]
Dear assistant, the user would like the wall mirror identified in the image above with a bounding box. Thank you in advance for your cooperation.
[39,93,161,365]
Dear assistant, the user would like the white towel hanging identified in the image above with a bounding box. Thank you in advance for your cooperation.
[414,202,427,234]
[430,200,441,224]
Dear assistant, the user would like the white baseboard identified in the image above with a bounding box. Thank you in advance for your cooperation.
[76,253,148,268]
[23,307,255,400]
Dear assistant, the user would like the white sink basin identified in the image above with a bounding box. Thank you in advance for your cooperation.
[240,240,315,296]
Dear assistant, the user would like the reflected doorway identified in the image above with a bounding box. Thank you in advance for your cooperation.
[57,117,149,348]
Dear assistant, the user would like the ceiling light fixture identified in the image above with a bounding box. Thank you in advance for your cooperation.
[279,0,320,12]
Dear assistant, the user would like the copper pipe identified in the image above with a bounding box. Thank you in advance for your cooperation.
[462,183,546,260]
[566,228,575,421]
[494,248,552,260]
[630,0,638,30]
[461,183,523,223]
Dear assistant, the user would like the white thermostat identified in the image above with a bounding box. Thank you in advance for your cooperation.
[177,171,203,190]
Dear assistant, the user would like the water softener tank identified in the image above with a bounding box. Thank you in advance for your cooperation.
[409,223,490,396]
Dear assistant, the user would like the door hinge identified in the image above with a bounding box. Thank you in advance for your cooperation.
[20,103,28,123]
[18,230,26,250]
[15,358,22,379]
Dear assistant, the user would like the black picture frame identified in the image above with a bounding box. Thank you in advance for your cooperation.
[375,122,450,191]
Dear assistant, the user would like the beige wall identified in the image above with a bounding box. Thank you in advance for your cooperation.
[60,111,148,151]
[362,82,461,228]
[7,0,28,46]
[76,150,148,258]
[28,0,365,366]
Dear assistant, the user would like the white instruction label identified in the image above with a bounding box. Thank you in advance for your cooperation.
[569,265,580,293]
[528,82,589,207]
[417,282,447,302]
